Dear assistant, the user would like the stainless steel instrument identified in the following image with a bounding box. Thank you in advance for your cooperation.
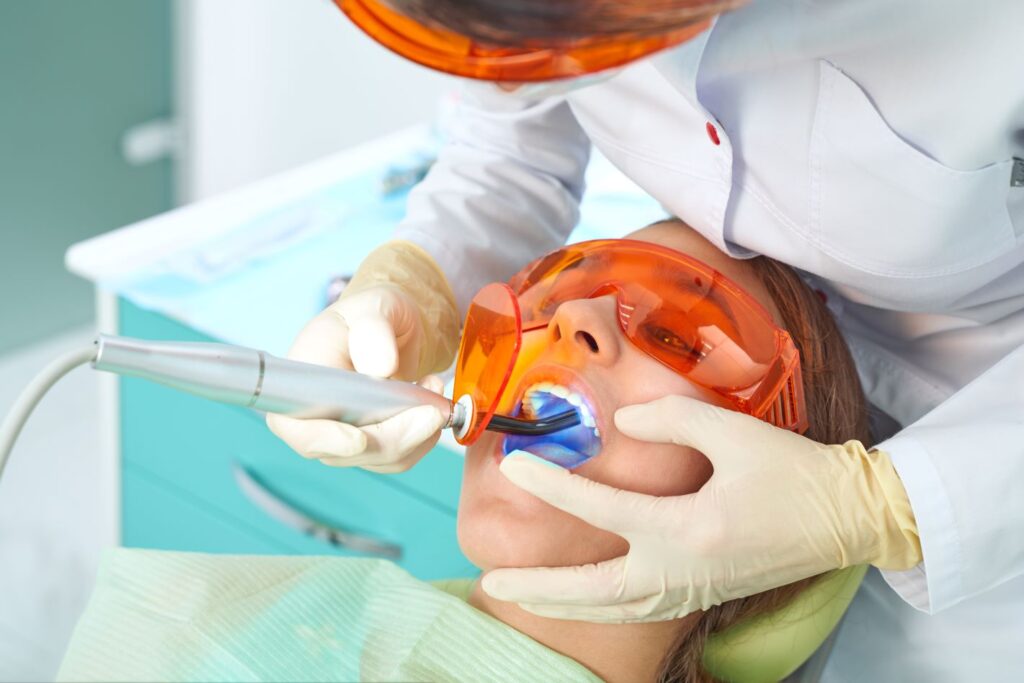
[92,335,578,439]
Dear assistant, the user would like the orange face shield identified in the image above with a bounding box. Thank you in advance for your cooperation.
[334,0,714,82]
[453,240,808,445]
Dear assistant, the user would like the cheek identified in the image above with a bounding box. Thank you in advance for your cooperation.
[577,351,717,496]
[458,437,500,522]
[613,335,737,411]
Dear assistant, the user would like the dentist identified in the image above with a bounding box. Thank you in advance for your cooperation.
[268,0,1024,678]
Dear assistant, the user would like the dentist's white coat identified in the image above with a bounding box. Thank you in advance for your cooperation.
[394,1,1024,678]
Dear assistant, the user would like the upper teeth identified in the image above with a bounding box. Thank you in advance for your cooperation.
[523,382,599,435]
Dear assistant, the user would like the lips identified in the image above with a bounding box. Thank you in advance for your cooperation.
[500,367,605,469]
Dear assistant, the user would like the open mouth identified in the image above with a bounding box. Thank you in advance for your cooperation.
[502,380,603,469]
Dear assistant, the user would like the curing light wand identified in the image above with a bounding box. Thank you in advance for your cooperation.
[91,335,579,439]
[0,335,579,484]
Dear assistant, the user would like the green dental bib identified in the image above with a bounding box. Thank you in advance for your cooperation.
[58,550,600,683]
[59,550,863,682]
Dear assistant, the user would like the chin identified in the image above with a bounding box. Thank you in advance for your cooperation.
[458,434,632,573]
[457,498,555,570]
[457,494,629,571]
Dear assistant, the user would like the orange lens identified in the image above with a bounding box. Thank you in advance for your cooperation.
[453,283,522,444]
[512,240,808,432]
[335,0,712,82]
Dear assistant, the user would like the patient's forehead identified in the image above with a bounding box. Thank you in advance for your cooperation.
[625,221,782,323]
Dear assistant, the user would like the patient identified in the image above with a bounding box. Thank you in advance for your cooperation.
[59,219,870,683]
[457,219,871,682]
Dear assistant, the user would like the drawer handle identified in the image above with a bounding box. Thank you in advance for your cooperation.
[231,462,403,560]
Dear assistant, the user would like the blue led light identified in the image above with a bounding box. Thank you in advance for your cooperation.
[502,391,602,469]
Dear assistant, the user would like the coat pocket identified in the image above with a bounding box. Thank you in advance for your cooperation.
[809,60,1016,277]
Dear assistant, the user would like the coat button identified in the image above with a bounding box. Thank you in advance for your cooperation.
[706,122,721,146]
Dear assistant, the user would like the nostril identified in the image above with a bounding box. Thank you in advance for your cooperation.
[552,326,562,342]
[576,331,599,353]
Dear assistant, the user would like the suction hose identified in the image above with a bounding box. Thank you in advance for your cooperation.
[0,345,96,481]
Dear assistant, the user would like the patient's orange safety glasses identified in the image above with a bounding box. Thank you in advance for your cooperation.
[334,0,712,82]
[453,240,808,444]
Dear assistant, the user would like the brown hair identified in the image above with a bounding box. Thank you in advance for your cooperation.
[655,256,872,682]
[386,0,745,46]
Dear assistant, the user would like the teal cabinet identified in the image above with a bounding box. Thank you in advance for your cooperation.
[123,467,285,555]
[119,299,477,580]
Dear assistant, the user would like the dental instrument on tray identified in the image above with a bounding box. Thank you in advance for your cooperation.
[0,335,580,481]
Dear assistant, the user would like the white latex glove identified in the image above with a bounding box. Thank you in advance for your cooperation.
[266,286,446,473]
[481,395,921,623]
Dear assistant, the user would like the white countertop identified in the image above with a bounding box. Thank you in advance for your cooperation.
[66,125,435,285]
[66,124,665,356]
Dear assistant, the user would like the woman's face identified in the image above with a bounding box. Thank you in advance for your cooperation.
[457,222,781,571]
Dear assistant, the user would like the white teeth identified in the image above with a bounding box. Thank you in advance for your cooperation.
[522,382,600,437]
[548,385,569,399]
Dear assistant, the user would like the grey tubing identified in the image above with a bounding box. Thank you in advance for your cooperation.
[0,345,96,481]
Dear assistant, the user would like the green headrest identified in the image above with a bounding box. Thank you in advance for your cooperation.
[439,564,865,682]
[703,565,867,682]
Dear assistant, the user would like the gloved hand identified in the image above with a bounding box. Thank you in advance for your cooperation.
[266,241,460,473]
[481,394,922,622]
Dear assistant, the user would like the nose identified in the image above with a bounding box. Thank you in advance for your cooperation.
[546,295,621,366]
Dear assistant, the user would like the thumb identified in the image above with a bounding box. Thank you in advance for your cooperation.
[418,374,445,395]
[481,556,629,607]
[615,395,777,474]
[346,313,400,378]
[340,287,424,379]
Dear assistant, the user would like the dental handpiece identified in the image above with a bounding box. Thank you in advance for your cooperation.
[91,335,579,439]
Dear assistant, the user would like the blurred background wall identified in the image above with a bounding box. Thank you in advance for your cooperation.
[0,0,452,355]
[0,2,451,680]
[176,0,452,202]
[0,0,174,354]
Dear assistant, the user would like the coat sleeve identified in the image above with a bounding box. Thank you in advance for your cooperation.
[393,83,591,314]
[876,342,1024,614]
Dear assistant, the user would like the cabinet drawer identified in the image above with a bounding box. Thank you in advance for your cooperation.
[121,385,476,579]
[118,298,465,512]
[123,465,285,554]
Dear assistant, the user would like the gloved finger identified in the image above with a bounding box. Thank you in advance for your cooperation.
[498,452,668,533]
[340,287,424,380]
[515,603,635,623]
[356,443,437,474]
[265,413,368,459]
[319,457,416,473]
[355,380,444,472]
[285,307,355,370]
[418,374,445,395]
[500,562,705,623]
[614,394,796,476]
[315,404,444,470]
[345,312,401,379]
[481,555,630,606]
[359,405,445,462]
[517,597,691,624]
[329,424,442,473]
